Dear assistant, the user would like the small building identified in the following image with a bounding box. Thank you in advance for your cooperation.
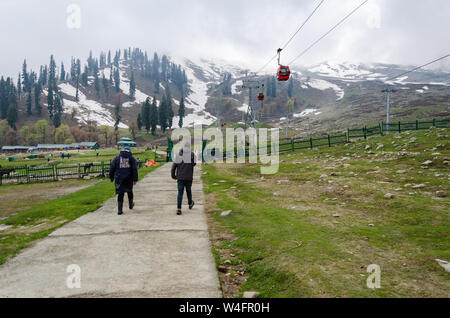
[1,146,31,154]
[36,142,99,152]
[118,137,137,148]
[69,142,100,150]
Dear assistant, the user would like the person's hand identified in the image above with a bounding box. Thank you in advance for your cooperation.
[133,181,137,186]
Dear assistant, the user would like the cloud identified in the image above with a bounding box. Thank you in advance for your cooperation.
[0,0,449,78]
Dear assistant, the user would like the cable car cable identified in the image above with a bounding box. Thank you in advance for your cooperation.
[385,54,450,82]
[255,0,326,75]
[288,0,369,65]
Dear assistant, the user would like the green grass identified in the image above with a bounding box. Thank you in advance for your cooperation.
[0,164,160,265]
[0,148,162,168]
[202,128,450,298]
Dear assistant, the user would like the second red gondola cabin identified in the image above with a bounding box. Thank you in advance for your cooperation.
[258,92,264,101]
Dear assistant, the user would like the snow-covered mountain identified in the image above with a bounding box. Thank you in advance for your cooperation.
[50,55,449,130]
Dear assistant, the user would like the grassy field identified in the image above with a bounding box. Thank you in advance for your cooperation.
[0,148,162,168]
[0,164,160,265]
[202,128,449,298]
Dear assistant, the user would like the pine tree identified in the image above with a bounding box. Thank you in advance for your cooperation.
[114,68,120,92]
[81,66,89,86]
[7,103,18,130]
[0,77,6,119]
[52,89,63,127]
[153,52,160,93]
[26,92,32,115]
[178,96,185,128]
[7,84,18,129]
[150,97,158,135]
[60,62,66,82]
[114,101,121,131]
[22,60,29,92]
[166,92,174,129]
[266,77,271,97]
[129,71,136,99]
[102,74,109,97]
[137,113,143,131]
[47,83,54,120]
[271,76,277,98]
[94,69,100,96]
[141,97,151,134]
[17,73,21,100]
[34,83,42,115]
[107,50,111,65]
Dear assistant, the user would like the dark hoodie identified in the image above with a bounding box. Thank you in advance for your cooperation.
[109,150,138,193]
[171,149,196,181]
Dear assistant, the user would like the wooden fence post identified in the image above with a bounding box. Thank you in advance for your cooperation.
[398,121,401,133]
[26,166,30,183]
[416,120,419,130]
[328,135,331,147]
[53,165,57,181]
[433,119,436,127]
[291,139,295,152]
[101,161,105,177]
[0,172,2,186]
[363,126,367,140]
[346,130,350,143]
[78,163,81,179]
[309,138,313,149]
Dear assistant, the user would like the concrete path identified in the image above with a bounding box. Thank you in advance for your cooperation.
[0,164,222,298]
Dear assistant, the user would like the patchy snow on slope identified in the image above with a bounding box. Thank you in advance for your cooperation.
[101,65,152,108]
[305,79,345,101]
[232,80,243,95]
[309,62,372,79]
[237,103,248,113]
[58,83,128,129]
[169,57,218,126]
[293,109,322,118]
[59,83,77,98]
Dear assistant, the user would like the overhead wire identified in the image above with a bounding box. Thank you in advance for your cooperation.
[288,0,369,65]
[255,0,326,75]
[385,54,450,82]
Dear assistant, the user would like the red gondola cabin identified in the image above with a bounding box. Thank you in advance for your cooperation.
[277,65,291,81]
[258,92,264,101]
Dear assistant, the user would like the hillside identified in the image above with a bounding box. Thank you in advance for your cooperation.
[1,48,449,148]
[202,127,450,297]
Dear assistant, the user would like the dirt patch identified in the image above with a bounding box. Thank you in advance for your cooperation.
[0,180,95,219]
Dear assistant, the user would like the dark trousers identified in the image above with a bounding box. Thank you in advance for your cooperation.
[177,180,193,209]
[118,191,133,204]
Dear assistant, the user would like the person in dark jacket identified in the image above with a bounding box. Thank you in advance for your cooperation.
[109,146,138,215]
[171,142,196,215]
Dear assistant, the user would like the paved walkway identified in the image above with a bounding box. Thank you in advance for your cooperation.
[0,164,222,298]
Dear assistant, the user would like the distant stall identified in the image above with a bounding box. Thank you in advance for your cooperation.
[117,137,137,148]
[36,142,99,152]
[1,146,32,154]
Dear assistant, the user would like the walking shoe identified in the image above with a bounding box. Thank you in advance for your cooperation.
[189,201,195,210]
[177,209,182,215]
[129,201,135,210]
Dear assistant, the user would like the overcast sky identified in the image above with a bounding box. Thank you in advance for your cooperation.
[0,0,449,78]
